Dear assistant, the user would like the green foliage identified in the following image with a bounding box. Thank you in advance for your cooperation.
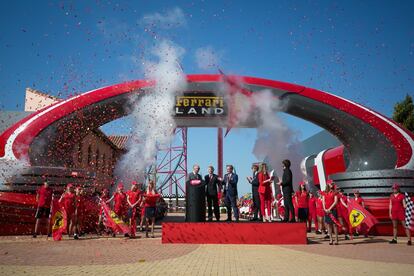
[392,94,414,132]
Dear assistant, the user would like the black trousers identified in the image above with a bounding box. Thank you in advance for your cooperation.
[252,187,261,219]
[283,192,295,221]
[206,194,220,221]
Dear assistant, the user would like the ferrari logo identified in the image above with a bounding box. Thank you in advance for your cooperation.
[110,211,125,225]
[349,209,365,227]
[52,211,64,230]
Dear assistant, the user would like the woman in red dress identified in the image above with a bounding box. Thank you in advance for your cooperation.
[308,192,318,233]
[353,190,364,236]
[322,180,339,245]
[336,189,350,240]
[126,182,142,238]
[258,163,274,222]
[389,184,412,245]
[316,191,326,234]
[107,183,128,237]
[59,183,78,239]
[143,180,160,238]
[296,183,309,224]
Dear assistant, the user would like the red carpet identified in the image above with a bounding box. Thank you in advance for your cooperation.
[162,222,307,244]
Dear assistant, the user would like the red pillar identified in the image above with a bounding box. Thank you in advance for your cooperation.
[218,128,223,178]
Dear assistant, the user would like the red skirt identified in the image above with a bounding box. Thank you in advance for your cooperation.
[391,210,405,221]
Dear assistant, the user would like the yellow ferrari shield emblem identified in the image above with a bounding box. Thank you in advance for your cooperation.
[52,211,64,230]
[349,209,365,227]
[110,211,124,225]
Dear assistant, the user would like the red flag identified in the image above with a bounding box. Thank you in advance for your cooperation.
[328,213,342,228]
[51,207,67,241]
[101,201,130,234]
[347,199,378,232]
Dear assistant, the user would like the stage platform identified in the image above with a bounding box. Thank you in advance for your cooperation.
[162,222,307,245]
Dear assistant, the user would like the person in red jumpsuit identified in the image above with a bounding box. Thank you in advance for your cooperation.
[257,163,274,222]
[308,192,318,233]
[59,183,78,239]
[126,181,142,238]
[389,184,412,245]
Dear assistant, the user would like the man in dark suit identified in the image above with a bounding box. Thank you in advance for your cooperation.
[223,164,239,222]
[247,164,261,221]
[185,164,206,222]
[204,165,222,221]
[277,159,295,222]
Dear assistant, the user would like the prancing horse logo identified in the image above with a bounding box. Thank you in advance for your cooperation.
[349,209,365,227]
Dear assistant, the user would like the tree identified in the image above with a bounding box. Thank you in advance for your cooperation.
[392,94,414,133]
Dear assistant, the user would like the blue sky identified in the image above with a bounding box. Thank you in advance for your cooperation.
[1,1,413,195]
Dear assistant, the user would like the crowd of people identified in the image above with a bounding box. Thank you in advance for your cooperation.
[32,160,412,245]
[32,180,162,239]
[188,160,412,246]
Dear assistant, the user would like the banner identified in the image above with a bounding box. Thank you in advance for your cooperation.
[347,199,378,231]
[52,208,67,241]
[101,201,130,234]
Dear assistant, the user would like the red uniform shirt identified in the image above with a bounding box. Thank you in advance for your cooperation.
[297,191,308,208]
[324,191,336,209]
[354,197,364,206]
[390,193,405,215]
[144,192,160,207]
[37,186,53,208]
[61,192,75,215]
[316,197,324,217]
[127,190,141,206]
[308,196,316,214]
[114,192,127,214]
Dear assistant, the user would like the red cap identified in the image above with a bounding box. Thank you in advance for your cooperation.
[131,181,137,185]
[392,183,400,190]
[67,183,73,188]
[117,183,124,189]
[326,179,334,185]
[299,181,305,186]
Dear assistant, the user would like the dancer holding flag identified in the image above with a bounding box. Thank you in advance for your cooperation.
[106,183,129,237]
[58,183,78,239]
[322,180,339,245]
[389,184,412,245]
[347,195,378,236]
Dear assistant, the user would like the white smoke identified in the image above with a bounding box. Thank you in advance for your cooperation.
[221,85,304,190]
[251,91,304,189]
[195,46,221,70]
[115,40,186,183]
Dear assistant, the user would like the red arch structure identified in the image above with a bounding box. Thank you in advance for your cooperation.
[1,74,414,236]
[0,74,413,193]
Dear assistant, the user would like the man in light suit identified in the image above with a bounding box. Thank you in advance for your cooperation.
[223,164,239,222]
[204,165,222,222]
[185,164,206,222]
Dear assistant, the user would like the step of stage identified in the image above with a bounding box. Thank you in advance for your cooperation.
[162,222,307,245]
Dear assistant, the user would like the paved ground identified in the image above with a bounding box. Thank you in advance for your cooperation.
[0,214,413,275]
